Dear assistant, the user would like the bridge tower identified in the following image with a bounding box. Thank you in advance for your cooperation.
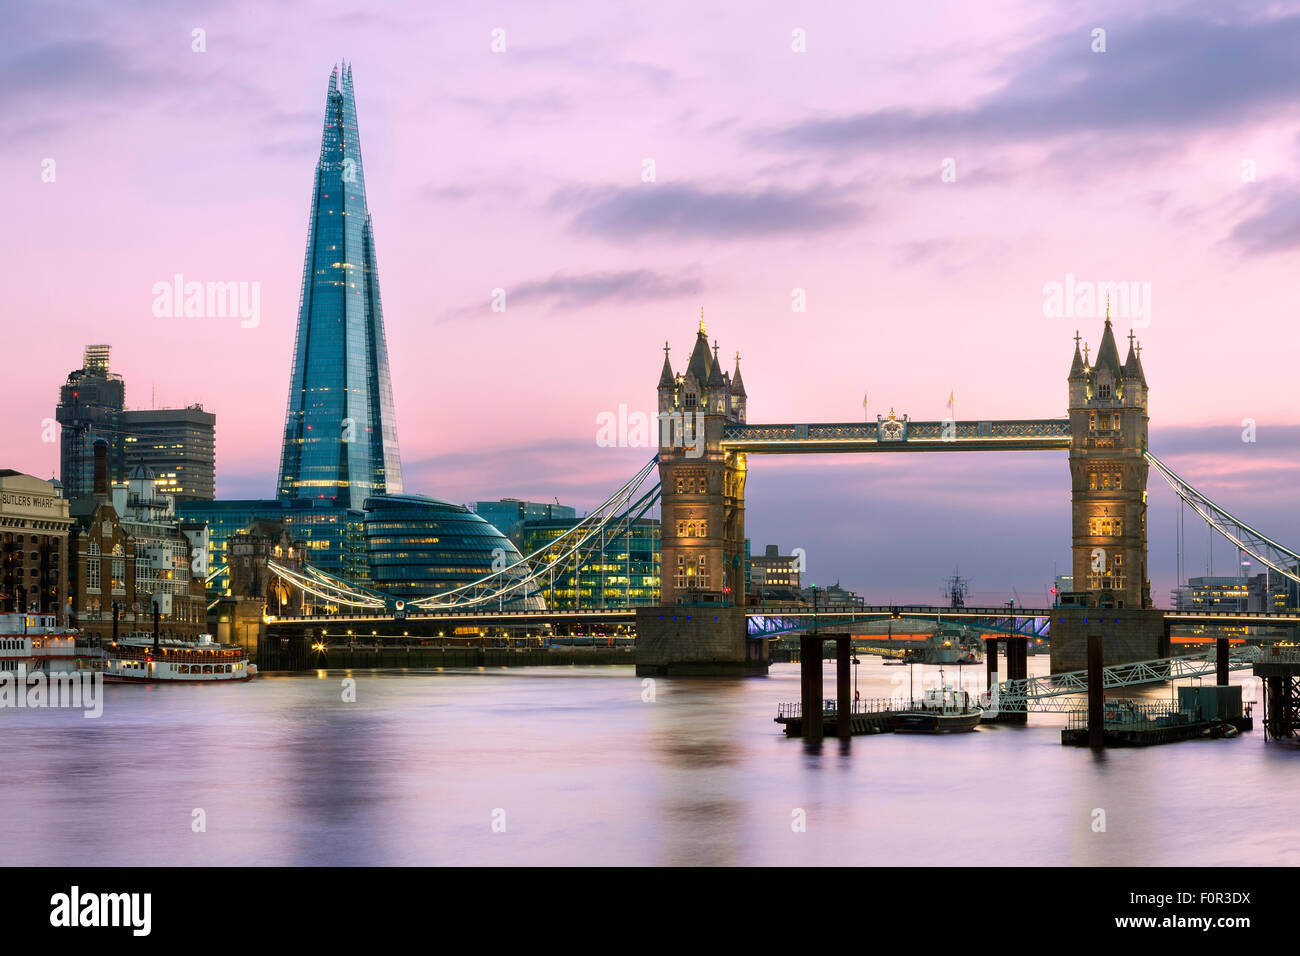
[636,313,763,675]
[1067,311,1152,610]
[1055,310,1166,670]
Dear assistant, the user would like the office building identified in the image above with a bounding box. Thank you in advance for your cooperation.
[1171,576,1249,612]
[56,344,126,499]
[517,517,660,609]
[67,444,207,642]
[473,499,577,546]
[365,495,535,604]
[749,544,803,602]
[0,472,73,620]
[277,63,403,510]
[122,405,216,501]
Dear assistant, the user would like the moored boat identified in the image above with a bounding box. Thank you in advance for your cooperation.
[893,678,983,733]
[0,613,102,675]
[920,626,984,665]
[103,633,254,683]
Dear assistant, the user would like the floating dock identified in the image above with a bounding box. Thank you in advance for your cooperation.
[775,700,901,737]
[1060,685,1252,747]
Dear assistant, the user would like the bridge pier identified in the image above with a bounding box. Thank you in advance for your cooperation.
[795,634,854,740]
[985,636,998,690]
[635,606,766,676]
[1002,636,1029,724]
[1049,607,1168,672]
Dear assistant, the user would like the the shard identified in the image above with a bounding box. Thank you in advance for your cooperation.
[277,62,403,509]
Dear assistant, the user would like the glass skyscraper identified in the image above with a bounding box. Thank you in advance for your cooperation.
[278,63,403,511]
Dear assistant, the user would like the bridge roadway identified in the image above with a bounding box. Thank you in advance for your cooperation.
[264,604,1057,630]
[721,419,1073,454]
[264,604,1300,633]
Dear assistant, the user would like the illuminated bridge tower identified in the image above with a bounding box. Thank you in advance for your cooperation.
[637,314,764,676]
[1054,311,1166,670]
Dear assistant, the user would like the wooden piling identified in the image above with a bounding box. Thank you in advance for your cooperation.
[800,635,823,740]
[1087,633,1104,749]
[836,637,852,738]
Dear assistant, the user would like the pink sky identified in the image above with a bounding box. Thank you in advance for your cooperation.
[4,0,1298,603]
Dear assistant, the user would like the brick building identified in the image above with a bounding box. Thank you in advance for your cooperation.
[0,472,73,620]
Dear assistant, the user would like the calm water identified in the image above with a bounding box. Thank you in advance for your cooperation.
[3,656,1298,866]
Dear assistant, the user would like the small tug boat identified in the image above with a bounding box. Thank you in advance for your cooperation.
[893,675,983,734]
[103,633,255,683]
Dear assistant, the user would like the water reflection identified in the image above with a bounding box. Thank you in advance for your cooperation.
[0,659,1295,865]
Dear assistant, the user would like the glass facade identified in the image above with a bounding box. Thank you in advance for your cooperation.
[363,495,538,605]
[517,518,661,609]
[472,499,577,545]
[177,498,363,597]
[278,63,403,511]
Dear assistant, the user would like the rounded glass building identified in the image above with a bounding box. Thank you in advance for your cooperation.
[362,495,542,607]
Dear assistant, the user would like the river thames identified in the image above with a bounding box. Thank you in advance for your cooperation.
[2,656,1296,866]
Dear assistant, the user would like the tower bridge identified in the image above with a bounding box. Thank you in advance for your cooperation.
[260,310,1300,677]
[637,310,1161,675]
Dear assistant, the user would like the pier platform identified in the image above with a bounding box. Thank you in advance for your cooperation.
[1060,684,1251,746]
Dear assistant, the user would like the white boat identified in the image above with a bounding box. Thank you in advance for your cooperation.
[893,677,984,733]
[0,613,101,675]
[103,633,254,683]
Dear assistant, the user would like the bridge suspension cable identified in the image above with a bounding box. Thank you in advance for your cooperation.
[1145,449,1300,587]
[262,455,662,612]
[265,560,391,609]
[408,455,662,610]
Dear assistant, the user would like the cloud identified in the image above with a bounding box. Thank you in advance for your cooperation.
[1226,183,1300,254]
[441,267,704,320]
[448,91,572,126]
[554,182,865,240]
[755,13,1300,153]
[0,39,188,103]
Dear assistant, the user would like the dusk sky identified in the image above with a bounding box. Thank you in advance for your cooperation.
[4,0,1298,605]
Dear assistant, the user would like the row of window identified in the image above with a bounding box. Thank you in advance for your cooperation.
[1088,517,1125,535]
[675,520,708,538]
[1,535,59,545]
[1089,574,1127,590]
[674,554,709,589]
[1088,471,1123,491]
